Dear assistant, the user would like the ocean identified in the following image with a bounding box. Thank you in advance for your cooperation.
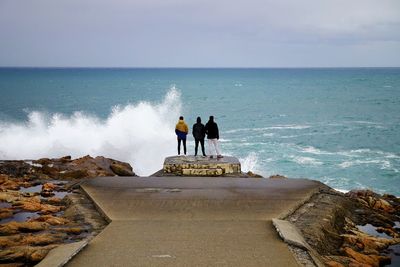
[0,68,399,195]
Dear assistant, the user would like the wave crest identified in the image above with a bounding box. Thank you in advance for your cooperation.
[0,86,182,176]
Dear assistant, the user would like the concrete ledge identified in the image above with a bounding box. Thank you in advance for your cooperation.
[35,240,88,267]
[272,219,309,250]
[272,219,325,267]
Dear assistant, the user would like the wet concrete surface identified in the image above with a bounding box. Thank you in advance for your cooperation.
[67,176,323,266]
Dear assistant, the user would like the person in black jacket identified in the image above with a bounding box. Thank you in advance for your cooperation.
[192,117,206,157]
[205,115,223,159]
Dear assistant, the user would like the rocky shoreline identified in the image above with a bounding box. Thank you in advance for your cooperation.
[0,156,134,266]
[284,183,400,266]
[1,156,399,266]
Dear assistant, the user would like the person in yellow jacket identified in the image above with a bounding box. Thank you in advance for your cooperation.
[175,116,189,155]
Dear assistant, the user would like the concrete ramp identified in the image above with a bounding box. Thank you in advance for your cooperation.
[66,176,321,266]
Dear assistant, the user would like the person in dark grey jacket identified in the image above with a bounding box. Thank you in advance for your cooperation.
[192,117,206,157]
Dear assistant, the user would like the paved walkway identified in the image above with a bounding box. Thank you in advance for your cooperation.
[66,177,322,267]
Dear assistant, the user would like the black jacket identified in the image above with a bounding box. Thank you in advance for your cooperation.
[192,122,206,140]
[205,121,219,139]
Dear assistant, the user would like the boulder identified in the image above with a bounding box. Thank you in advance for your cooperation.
[110,162,134,176]
[40,183,56,197]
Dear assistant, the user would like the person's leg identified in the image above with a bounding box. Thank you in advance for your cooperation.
[177,138,181,155]
[207,139,213,158]
[215,139,222,157]
[194,139,199,156]
[183,138,187,155]
[211,139,218,155]
[200,139,206,156]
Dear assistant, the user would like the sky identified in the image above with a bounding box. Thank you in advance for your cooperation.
[0,0,399,67]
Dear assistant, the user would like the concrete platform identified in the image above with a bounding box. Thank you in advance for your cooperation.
[163,156,241,176]
[66,176,323,267]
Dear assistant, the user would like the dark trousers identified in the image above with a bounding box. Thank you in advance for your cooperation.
[194,138,206,156]
[178,138,186,155]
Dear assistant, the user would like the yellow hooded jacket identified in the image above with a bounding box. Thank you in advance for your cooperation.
[175,119,189,139]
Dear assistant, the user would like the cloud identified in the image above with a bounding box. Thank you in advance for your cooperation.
[0,0,399,66]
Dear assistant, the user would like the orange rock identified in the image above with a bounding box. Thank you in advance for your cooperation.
[343,247,390,267]
[0,175,20,190]
[14,198,62,213]
[42,183,56,191]
[0,208,13,220]
[326,260,345,267]
[0,221,48,235]
[0,191,21,202]
[0,235,21,247]
[21,233,64,246]
[32,215,69,225]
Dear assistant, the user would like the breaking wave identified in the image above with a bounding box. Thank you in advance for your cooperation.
[0,86,182,176]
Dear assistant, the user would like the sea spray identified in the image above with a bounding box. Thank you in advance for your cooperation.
[240,152,260,174]
[0,86,182,176]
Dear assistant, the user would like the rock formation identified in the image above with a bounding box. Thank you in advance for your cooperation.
[0,155,132,266]
[286,188,400,266]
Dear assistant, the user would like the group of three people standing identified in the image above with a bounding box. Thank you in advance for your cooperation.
[175,116,223,158]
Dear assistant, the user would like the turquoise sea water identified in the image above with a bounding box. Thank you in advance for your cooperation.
[0,68,399,194]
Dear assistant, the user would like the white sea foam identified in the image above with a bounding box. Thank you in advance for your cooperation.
[291,156,323,166]
[240,152,260,173]
[225,124,310,134]
[0,86,182,176]
[338,159,392,169]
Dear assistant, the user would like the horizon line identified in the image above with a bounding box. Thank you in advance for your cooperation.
[0,66,399,69]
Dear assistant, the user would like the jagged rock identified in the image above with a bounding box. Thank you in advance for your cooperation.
[269,174,287,179]
[40,183,56,197]
[0,191,21,203]
[343,247,390,267]
[0,245,55,263]
[110,162,134,176]
[21,233,65,246]
[31,215,69,226]
[245,171,263,178]
[342,231,398,254]
[0,209,13,220]
[13,198,62,213]
[346,190,395,213]
[0,161,31,177]
[0,174,21,191]
[0,221,48,235]
[326,261,345,267]
[47,197,63,205]
[53,227,84,234]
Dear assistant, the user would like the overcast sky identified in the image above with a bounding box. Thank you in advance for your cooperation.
[0,0,399,67]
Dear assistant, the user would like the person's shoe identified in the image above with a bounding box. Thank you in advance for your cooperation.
[217,155,223,158]
[209,156,214,159]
